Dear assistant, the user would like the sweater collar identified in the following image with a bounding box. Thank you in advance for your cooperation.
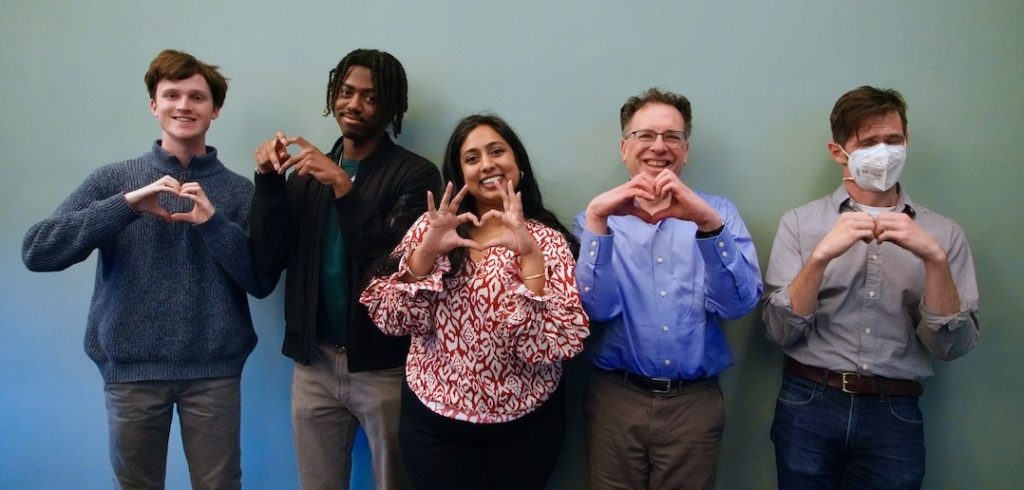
[148,140,224,177]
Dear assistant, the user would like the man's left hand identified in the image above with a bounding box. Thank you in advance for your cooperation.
[649,169,722,232]
[874,212,946,264]
[278,136,353,198]
[170,182,215,224]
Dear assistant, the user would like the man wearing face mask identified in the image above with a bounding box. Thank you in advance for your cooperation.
[762,86,980,489]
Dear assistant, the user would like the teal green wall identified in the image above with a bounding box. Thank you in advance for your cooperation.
[2,1,1021,488]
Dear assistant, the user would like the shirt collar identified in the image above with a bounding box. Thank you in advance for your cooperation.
[829,185,917,219]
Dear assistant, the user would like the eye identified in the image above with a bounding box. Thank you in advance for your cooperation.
[490,148,505,157]
[463,154,479,164]
[339,89,354,98]
[636,130,656,142]
[364,94,377,104]
[192,95,205,102]
[163,92,178,99]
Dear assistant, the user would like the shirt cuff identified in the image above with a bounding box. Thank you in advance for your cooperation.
[920,302,974,332]
[578,229,614,266]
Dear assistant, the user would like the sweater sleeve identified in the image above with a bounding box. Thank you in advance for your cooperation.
[23,167,139,272]
[195,182,275,299]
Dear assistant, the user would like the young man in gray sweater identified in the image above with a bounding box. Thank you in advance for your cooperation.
[22,49,271,490]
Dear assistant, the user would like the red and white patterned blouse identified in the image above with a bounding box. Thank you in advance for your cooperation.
[360,213,590,424]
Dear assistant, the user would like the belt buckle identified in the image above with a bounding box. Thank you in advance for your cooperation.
[651,377,673,394]
[841,372,860,394]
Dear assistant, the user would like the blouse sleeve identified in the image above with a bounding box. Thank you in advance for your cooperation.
[501,224,590,364]
[359,213,450,337]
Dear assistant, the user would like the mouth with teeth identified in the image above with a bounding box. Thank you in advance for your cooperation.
[643,159,672,169]
[172,116,197,123]
[480,174,504,187]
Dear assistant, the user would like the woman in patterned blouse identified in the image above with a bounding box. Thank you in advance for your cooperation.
[361,114,590,489]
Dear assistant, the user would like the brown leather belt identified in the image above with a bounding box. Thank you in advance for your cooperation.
[784,357,923,397]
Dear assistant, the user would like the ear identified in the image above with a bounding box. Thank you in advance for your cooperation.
[827,141,847,165]
[211,106,220,120]
[150,99,157,116]
[619,138,628,164]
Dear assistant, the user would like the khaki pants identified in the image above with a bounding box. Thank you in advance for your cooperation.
[291,342,410,490]
[585,370,725,490]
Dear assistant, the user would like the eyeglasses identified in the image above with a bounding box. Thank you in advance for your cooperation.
[625,129,688,148]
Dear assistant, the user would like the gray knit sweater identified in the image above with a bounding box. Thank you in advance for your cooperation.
[23,142,273,383]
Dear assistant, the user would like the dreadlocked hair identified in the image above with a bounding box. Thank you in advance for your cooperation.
[323,49,409,136]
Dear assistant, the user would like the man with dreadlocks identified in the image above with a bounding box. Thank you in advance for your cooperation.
[250,49,440,489]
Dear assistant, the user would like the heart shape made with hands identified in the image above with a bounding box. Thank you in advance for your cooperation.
[155,186,196,216]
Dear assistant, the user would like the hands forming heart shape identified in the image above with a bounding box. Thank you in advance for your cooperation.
[586,169,722,233]
[816,210,943,263]
[124,175,215,224]
[417,181,540,259]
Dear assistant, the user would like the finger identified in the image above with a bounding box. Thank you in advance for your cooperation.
[455,212,481,227]
[168,212,197,224]
[629,188,657,202]
[283,135,313,149]
[448,184,471,212]
[426,190,437,215]
[478,209,503,226]
[438,182,455,210]
[278,153,305,174]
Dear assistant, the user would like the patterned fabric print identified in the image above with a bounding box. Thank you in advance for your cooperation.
[361,213,589,423]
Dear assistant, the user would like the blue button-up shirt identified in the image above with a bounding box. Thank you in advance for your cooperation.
[573,192,762,379]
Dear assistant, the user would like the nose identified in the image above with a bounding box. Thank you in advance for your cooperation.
[176,96,191,111]
[648,134,668,152]
[345,94,363,114]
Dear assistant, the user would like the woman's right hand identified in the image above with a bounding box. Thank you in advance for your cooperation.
[406,183,482,279]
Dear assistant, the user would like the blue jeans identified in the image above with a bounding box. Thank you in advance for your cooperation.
[771,374,925,490]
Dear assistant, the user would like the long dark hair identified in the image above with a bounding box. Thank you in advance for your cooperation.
[441,114,579,274]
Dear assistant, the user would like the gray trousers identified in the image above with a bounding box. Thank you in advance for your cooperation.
[585,370,725,490]
[104,376,241,490]
[291,342,410,490]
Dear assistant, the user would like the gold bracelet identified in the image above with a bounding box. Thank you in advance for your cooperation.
[522,272,545,281]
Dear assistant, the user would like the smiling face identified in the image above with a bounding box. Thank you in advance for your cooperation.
[333,65,384,143]
[620,102,690,178]
[459,124,521,213]
[150,74,219,153]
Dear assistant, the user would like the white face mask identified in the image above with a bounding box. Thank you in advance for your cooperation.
[841,143,907,192]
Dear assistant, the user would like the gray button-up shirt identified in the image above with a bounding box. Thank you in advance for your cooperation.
[762,186,979,380]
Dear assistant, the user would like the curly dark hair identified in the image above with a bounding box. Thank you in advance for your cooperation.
[323,49,408,136]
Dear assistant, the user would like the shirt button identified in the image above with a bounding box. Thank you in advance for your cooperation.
[721,251,729,257]
[583,286,591,293]
[660,291,667,297]
[656,257,664,264]
[589,250,595,257]
[865,328,872,334]
[664,359,672,366]
[591,240,597,247]
[718,241,725,248]
[868,291,875,298]
[662,325,669,332]
[870,254,878,261]
[861,364,869,370]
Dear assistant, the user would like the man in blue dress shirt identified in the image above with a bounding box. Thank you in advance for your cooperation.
[573,88,763,490]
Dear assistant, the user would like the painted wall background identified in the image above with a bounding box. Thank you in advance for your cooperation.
[1,1,1021,488]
